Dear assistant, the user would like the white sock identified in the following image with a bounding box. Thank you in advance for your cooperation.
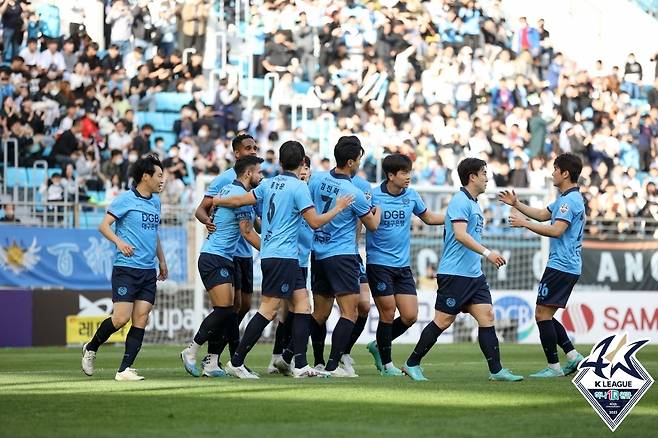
[271,354,281,361]
[187,341,201,355]
[548,362,561,372]
[566,350,580,361]
[207,353,219,366]
[384,362,395,370]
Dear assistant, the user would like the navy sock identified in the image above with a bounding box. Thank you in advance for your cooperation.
[273,315,293,355]
[227,312,241,357]
[391,317,412,341]
[407,321,443,367]
[478,326,502,373]
[292,313,311,369]
[324,317,355,372]
[193,307,232,346]
[281,313,296,364]
[552,318,575,354]
[345,315,367,354]
[376,322,393,365]
[231,312,270,367]
[86,317,119,352]
[537,320,559,364]
[118,327,145,372]
[310,317,326,366]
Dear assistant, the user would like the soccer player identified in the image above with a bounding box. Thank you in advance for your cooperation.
[81,155,168,381]
[499,153,585,377]
[309,136,381,377]
[364,154,445,376]
[181,156,263,377]
[267,155,313,374]
[402,158,523,382]
[306,170,373,375]
[216,141,354,378]
[194,133,260,369]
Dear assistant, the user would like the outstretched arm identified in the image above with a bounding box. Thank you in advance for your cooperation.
[509,212,568,238]
[499,190,551,222]
[303,195,354,229]
[419,210,445,225]
[213,192,257,208]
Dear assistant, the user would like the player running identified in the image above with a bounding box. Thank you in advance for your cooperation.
[180,156,263,377]
[309,136,381,377]
[216,141,354,378]
[402,158,523,382]
[81,155,168,381]
[364,154,444,376]
[194,133,260,372]
[499,153,585,377]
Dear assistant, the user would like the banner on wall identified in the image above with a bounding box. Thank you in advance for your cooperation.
[411,238,658,291]
[324,290,658,345]
[0,225,187,289]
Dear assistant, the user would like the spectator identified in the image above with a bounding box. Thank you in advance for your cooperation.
[623,52,643,99]
[133,123,153,156]
[180,0,210,55]
[106,0,134,56]
[51,118,82,167]
[107,119,133,151]
[18,38,39,67]
[0,0,23,63]
[0,203,20,223]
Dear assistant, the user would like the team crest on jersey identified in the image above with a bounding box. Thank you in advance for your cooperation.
[117,286,128,296]
[446,297,456,308]
[402,198,410,206]
[377,282,387,292]
[365,192,372,201]
[281,283,290,293]
[220,268,229,278]
[573,333,654,431]
[559,203,569,214]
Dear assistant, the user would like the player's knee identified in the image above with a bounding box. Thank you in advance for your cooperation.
[111,314,130,328]
[379,307,395,323]
[434,313,455,329]
[358,300,371,316]
[400,311,417,326]
[479,308,495,326]
[534,306,552,322]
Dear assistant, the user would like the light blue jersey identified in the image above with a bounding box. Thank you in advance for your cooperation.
[253,172,314,260]
[205,167,258,258]
[201,181,254,259]
[108,188,161,269]
[309,169,372,260]
[438,187,484,278]
[366,183,427,267]
[546,187,585,275]
[298,220,313,268]
[351,174,373,204]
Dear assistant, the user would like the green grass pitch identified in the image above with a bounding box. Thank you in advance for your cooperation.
[1,344,656,437]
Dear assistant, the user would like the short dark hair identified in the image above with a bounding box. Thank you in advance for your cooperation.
[131,155,163,183]
[457,158,487,186]
[334,136,364,167]
[554,153,582,183]
[382,153,412,179]
[142,123,154,131]
[279,141,306,171]
[303,155,311,168]
[234,156,264,177]
[232,133,255,151]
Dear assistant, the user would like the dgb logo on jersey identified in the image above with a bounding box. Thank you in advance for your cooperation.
[573,333,654,431]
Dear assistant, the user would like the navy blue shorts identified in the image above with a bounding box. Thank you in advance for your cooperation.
[312,255,360,296]
[300,266,308,284]
[198,253,234,291]
[367,264,417,297]
[111,266,157,304]
[261,258,306,298]
[233,256,254,294]
[435,274,491,315]
[537,267,580,308]
[357,255,368,285]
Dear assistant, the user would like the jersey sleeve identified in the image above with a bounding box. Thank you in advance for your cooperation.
[546,199,557,213]
[294,183,315,214]
[351,188,372,218]
[553,198,577,224]
[107,193,131,219]
[235,205,254,222]
[446,196,470,222]
[252,181,267,201]
[204,175,226,197]
[412,190,427,216]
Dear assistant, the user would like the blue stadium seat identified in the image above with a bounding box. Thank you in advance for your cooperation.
[162,113,180,130]
[239,77,267,98]
[27,167,48,188]
[48,168,63,178]
[154,93,192,112]
[292,81,312,95]
[6,167,28,187]
[81,211,106,228]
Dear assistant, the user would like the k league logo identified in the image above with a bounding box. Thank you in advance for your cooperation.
[573,333,654,431]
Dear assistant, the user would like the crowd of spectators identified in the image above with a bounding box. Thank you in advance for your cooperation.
[1,0,658,234]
